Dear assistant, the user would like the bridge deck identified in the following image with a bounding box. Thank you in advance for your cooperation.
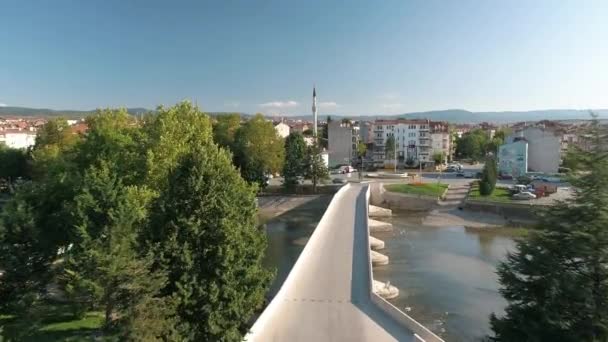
[247,184,417,342]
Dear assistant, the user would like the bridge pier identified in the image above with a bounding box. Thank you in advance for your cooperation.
[369,218,393,232]
[369,204,392,218]
[373,280,399,300]
[371,250,389,266]
[369,235,385,250]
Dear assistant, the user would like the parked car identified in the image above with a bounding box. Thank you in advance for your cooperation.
[512,191,537,200]
[332,178,347,184]
[509,184,529,194]
[498,172,513,180]
[456,171,465,177]
[339,166,357,174]
[464,172,475,178]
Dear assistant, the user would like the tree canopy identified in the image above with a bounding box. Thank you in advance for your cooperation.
[0,101,271,341]
[212,113,241,149]
[233,114,284,187]
[490,118,608,341]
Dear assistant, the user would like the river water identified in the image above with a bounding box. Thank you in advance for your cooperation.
[263,207,517,342]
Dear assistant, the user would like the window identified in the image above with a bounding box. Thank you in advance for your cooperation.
[408,124,416,129]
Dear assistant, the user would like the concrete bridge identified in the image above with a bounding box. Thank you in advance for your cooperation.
[246,183,444,342]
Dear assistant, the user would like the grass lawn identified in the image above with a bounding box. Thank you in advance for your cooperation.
[0,302,115,341]
[468,185,513,203]
[385,183,448,197]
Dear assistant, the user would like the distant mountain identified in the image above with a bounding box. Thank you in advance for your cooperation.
[287,109,608,124]
[398,109,608,124]
[2,106,606,124]
[0,106,150,118]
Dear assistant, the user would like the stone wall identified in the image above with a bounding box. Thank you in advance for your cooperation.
[464,200,540,223]
[369,182,439,211]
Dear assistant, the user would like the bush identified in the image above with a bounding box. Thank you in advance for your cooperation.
[479,180,493,195]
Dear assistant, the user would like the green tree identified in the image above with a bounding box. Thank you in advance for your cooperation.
[455,129,488,161]
[357,142,367,159]
[385,136,396,161]
[30,118,81,181]
[489,118,608,342]
[148,144,272,341]
[212,113,241,149]
[62,163,171,333]
[432,151,445,165]
[305,142,329,193]
[233,114,284,187]
[0,146,28,188]
[479,156,497,195]
[34,118,78,149]
[282,133,307,190]
[143,102,213,190]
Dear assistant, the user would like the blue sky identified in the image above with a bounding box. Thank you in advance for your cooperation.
[1,0,607,115]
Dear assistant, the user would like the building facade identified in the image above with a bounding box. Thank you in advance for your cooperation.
[371,119,451,167]
[498,139,528,178]
[0,131,37,149]
[273,122,290,138]
[506,127,561,173]
[328,121,359,167]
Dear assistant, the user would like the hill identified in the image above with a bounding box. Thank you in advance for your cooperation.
[0,106,149,118]
[2,106,606,123]
[289,109,608,124]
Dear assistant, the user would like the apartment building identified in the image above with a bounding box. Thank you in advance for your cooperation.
[371,119,451,167]
[328,121,359,167]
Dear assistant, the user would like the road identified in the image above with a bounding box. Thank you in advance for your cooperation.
[247,184,419,342]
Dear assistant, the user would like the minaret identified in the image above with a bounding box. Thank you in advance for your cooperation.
[312,86,318,137]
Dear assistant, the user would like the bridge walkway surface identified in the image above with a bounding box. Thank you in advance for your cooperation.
[246,184,441,342]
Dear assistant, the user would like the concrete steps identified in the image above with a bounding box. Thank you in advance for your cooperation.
[371,250,389,266]
[373,280,399,299]
[369,218,393,232]
[439,184,471,207]
[369,236,385,250]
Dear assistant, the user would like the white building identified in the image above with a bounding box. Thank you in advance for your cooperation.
[274,122,290,138]
[0,131,37,149]
[328,121,359,167]
[507,127,561,173]
[372,119,451,167]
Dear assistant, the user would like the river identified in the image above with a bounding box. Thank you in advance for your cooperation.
[263,207,517,342]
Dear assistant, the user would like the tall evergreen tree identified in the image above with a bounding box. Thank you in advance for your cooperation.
[479,156,498,195]
[148,144,272,341]
[490,118,608,341]
[282,133,307,191]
